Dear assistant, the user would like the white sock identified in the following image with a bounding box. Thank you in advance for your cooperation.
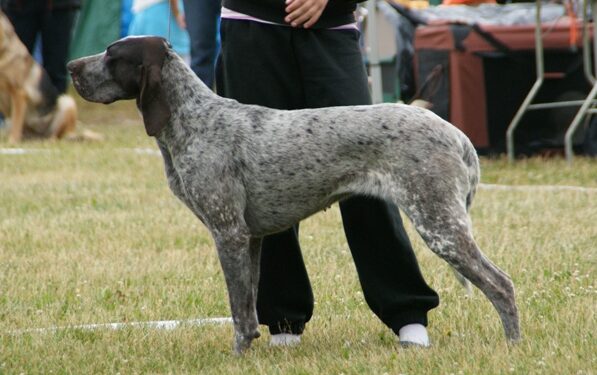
[398,324,430,347]
[270,333,301,347]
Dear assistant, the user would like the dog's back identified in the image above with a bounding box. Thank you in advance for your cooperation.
[209,101,481,235]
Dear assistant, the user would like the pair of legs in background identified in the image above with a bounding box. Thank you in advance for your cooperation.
[182,0,220,89]
[217,19,439,345]
[4,8,77,94]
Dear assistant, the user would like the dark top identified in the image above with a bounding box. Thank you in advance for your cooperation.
[1,0,81,11]
[222,0,366,29]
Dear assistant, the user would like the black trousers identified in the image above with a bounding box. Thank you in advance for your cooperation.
[217,20,439,335]
[4,8,77,94]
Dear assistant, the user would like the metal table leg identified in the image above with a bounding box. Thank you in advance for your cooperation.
[565,0,597,162]
[507,0,594,162]
[506,0,545,162]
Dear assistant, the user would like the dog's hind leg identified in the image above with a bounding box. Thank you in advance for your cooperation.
[51,95,78,139]
[399,190,520,343]
[214,230,261,354]
[249,237,263,302]
[451,268,473,296]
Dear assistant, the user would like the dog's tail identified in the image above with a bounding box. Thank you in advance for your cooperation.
[453,135,480,295]
[462,137,480,212]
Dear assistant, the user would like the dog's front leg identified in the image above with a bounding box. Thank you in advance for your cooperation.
[215,232,261,354]
[8,89,27,144]
[249,237,262,301]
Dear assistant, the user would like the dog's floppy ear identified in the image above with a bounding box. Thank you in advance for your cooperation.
[137,38,171,137]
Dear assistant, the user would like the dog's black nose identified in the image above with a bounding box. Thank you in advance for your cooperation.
[66,60,81,75]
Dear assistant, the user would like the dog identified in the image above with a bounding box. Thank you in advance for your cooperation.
[0,10,77,143]
[67,36,520,353]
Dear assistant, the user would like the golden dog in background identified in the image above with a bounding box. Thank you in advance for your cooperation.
[0,10,77,143]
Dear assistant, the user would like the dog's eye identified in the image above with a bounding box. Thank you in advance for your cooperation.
[104,47,116,63]
[106,43,120,57]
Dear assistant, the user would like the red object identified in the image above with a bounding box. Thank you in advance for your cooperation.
[414,19,588,148]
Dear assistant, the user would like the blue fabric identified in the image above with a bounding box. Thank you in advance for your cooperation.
[182,0,221,88]
[33,34,42,63]
[121,0,134,38]
[128,1,190,55]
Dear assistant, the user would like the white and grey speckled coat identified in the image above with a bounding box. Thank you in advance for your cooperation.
[67,36,520,354]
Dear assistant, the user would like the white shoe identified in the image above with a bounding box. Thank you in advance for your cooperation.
[398,324,430,347]
[270,333,301,347]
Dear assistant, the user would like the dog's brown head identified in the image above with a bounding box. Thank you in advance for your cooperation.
[67,36,171,137]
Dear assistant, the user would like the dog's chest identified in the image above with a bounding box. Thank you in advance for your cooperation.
[156,140,205,218]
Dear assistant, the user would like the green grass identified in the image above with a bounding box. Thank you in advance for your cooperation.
[0,98,596,374]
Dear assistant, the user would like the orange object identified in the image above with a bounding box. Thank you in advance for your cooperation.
[566,0,578,47]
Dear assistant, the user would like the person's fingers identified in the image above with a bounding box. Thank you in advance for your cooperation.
[285,0,326,27]
[287,8,314,27]
[285,0,309,24]
[302,7,325,28]
[284,0,301,13]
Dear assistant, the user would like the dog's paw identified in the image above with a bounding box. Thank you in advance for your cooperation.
[64,129,105,142]
[233,330,260,354]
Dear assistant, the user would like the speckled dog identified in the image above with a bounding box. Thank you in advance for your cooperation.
[67,36,520,353]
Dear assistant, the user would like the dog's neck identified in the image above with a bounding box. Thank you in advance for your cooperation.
[160,53,221,111]
[155,53,233,145]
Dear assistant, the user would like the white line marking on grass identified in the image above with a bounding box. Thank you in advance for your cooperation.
[479,183,597,193]
[0,148,52,155]
[11,317,232,335]
[120,147,161,156]
[0,148,161,156]
[3,148,595,192]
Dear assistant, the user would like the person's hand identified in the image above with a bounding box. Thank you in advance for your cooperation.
[285,0,328,28]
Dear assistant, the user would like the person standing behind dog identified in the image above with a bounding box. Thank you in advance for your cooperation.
[128,0,190,64]
[182,0,221,89]
[1,0,80,94]
[216,0,440,347]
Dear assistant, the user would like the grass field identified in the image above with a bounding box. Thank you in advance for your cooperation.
[1,98,596,374]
